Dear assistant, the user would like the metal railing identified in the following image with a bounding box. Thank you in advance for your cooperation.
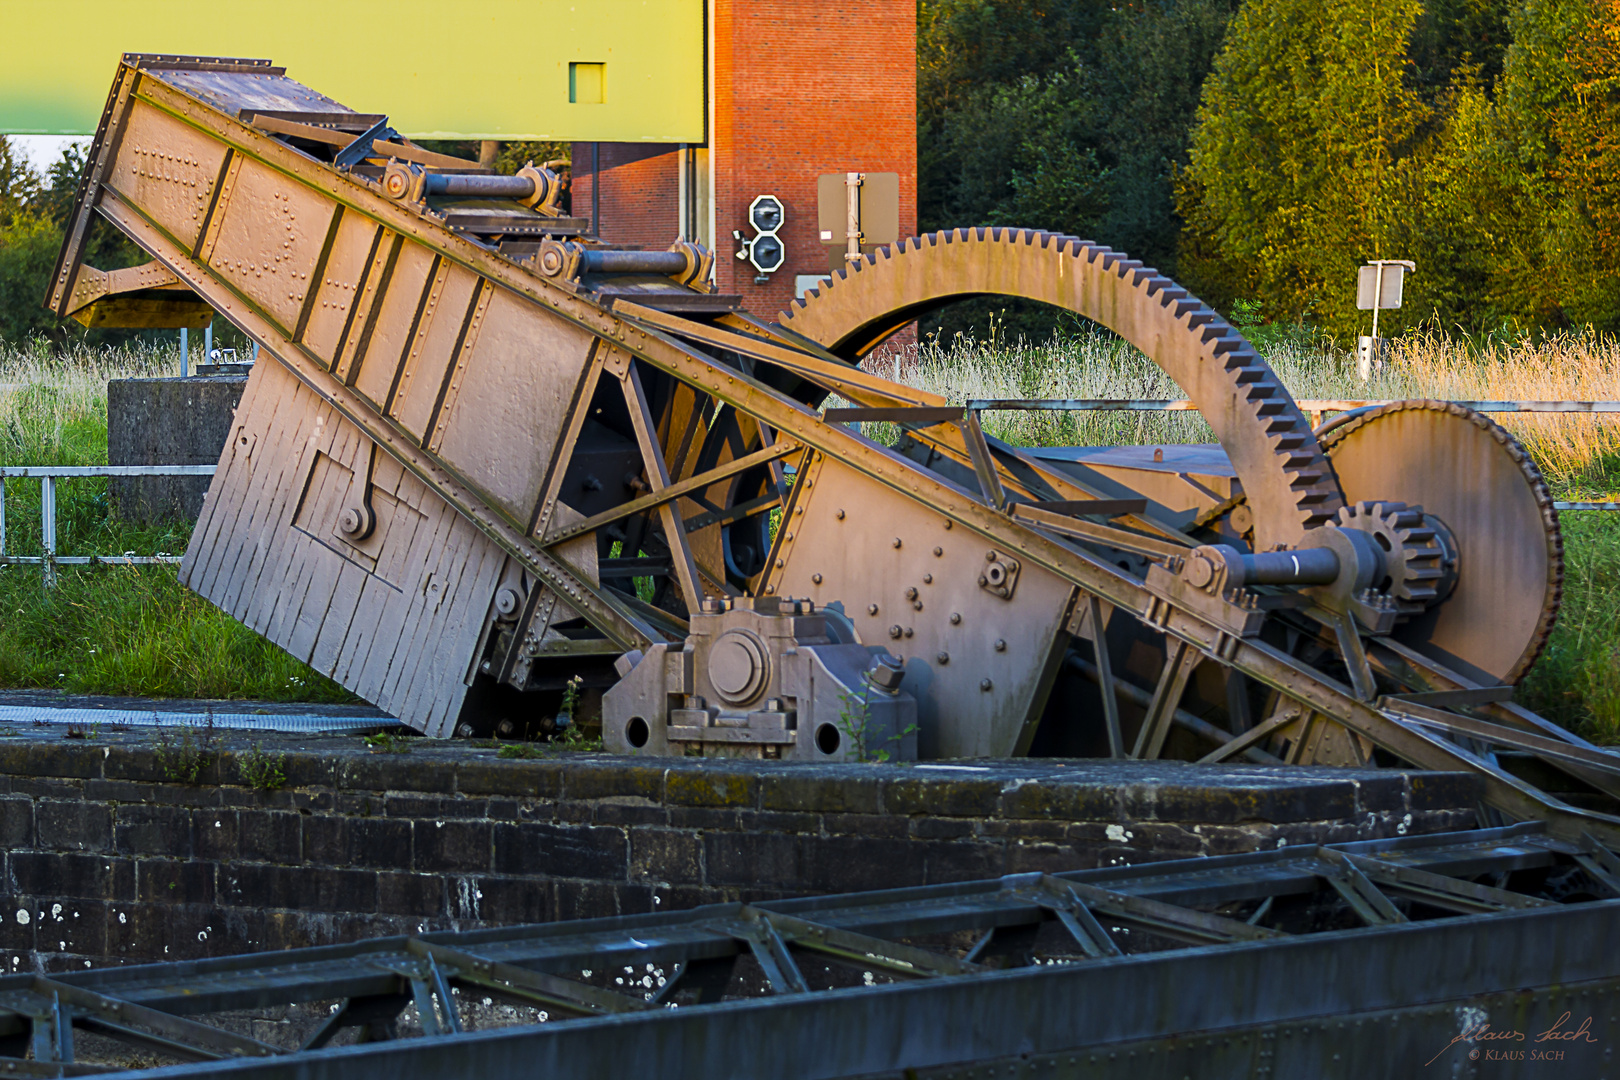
[964,398,1620,512]
[2,397,1614,588]
[0,465,216,585]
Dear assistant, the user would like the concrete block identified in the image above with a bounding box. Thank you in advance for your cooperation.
[106,376,245,523]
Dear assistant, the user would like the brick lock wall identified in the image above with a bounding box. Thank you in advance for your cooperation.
[569,142,684,250]
[711,0,918,322]
[0,734,1479,972]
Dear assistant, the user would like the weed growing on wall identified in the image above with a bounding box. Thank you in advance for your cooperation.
[237,742,288,791]
[154,719,218,784]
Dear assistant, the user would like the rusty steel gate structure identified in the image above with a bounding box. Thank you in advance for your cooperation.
[47,56,1620,846]
[0,824,1615,1077]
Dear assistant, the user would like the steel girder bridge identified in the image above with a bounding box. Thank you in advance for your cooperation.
[0,824,1610,1077]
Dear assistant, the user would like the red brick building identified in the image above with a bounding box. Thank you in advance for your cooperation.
[573,0,917,322]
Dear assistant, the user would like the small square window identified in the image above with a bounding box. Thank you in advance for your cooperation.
[569,62,605,104]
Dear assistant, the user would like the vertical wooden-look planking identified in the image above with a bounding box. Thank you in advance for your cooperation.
[251,397,350,641]
[344,477,441,704]
[363,493,464,710]
[276,417,365,657]
[180,358,278,589]
[385,511,482,712]
[332,462,427,689]
[206,368,323,612]
[226,381,336,623]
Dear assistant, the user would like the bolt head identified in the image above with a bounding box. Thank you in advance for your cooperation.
[866,653,905,691]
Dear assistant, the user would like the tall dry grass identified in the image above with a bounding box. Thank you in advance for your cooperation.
[0,337,179,466]
[866,329,1620,494]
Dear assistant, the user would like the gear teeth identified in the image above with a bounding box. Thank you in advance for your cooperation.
[1336,498,1451,615]
[783,226,1344,544]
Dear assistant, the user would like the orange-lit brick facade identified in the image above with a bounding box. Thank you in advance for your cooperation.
[568,143,682,252]
[574,0,916,325]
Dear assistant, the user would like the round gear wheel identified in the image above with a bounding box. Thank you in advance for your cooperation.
[1320,400,1562,685]
[1335,500,1457,614]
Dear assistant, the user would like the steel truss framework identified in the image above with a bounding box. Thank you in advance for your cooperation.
[0,825,1611,1077]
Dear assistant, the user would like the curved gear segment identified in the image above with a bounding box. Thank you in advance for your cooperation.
[781,227,1344,549]
[1321,400,1563,684]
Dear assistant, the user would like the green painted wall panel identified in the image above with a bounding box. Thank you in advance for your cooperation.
[0,0,705,141]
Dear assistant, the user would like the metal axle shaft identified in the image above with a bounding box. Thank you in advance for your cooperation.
[422,173,538,198]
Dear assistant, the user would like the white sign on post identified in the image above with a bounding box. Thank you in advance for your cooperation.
[1355,260,1415,382]
[1356,263,1411,310]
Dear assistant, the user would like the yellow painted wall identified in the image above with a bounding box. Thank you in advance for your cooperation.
[0,0,705,141]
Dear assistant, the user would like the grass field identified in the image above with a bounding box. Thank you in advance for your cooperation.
[0,339,352,703]
[1,329,1615,740]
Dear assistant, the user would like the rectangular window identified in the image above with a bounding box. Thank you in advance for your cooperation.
[569,62,605,104]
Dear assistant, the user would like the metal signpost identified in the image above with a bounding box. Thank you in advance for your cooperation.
[1355,259,1415,380]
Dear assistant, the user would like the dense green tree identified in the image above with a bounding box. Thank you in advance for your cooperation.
[0,213,72,344]
[1408,0,1618,332]
[1408,0,1514,94]
[1177,0,1434,337]
[919,0,1240,340]
[0,137,42,227]
[1180,0,1620,336]
[0,137,153,346]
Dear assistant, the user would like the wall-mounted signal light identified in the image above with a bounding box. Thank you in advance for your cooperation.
[733,194,785,280]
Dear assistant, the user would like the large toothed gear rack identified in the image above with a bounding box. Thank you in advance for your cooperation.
[49,55,1620,845]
